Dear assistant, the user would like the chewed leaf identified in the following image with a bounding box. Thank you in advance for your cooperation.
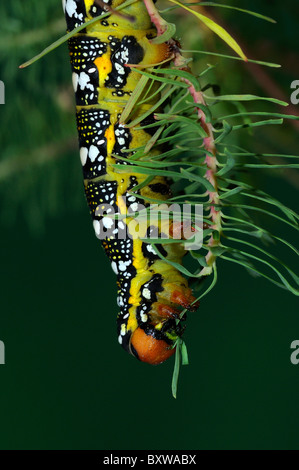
[168,0,247,61]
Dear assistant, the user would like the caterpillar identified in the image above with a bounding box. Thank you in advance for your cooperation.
[63,0,199,365]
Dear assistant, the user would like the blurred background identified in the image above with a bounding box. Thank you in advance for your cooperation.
[0,0,298,450]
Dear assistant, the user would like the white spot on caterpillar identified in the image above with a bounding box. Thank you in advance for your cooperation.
[118,335,122,344]
[121,49,129,62]
[111,261,118,274]
[80,147,88,166]
[89,145,99,162]
[141,313,148,322]
[130,203,138,212]
[121,323,126,336]
[103,217,113,229]
[65,0,77,17]
[62,0,66,13]
[72,72,78,92]
[78,71,93,91]
[93,220,101,236]
[146,244,156,255]
[142,288,151,300]
[118,260,131,272]
[65,0,83,22]
[115,63,125,75]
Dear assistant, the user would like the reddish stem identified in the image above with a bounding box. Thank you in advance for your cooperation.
[143,0,222,274]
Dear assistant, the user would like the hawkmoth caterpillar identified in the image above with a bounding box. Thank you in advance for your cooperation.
[63,0,199,365]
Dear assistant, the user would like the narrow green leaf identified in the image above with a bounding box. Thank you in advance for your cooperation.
[150,244,200,277]
[185,2,276,23]
[181,49,280,68]
[219,186,243,199]
[216,152,235,176]
[221,255,289,291]
[180,168,215,192]
[168,0,248,61]
[208,245,227,256]
[232,118,284,130]
[152,68,201,91]
[197,263,218,300]
[222,203,299,231]
[119,74,149,124]
[191,251,209,267]
[227,236,299,284]
[150,22,176,44]
[128,175,153,192]
[125,86,177,128]
[222,245,299,295]
[241,191,299,223]
[181,342,189,365]
[140,238,184,245]
[131,67,189,87]
[216,111,299,121]
[204,93,288,106]
[214,120,233,143]
[222,152,299,159]
[155,113,208,135]
[172,340,181,399]
[243,164,299,169]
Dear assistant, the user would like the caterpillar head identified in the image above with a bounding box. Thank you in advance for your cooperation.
[116,273,198,364]
[117,287,198,365]
[129,319,183,365]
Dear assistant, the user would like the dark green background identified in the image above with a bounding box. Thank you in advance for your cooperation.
[0,0,298,450]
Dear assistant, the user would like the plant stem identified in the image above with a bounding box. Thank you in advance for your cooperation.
[143,0,170,35]
[143,0,222,276]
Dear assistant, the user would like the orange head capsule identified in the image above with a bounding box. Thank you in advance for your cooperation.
[130,326,176,365]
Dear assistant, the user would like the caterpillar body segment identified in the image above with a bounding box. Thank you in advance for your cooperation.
[63,0,199,365]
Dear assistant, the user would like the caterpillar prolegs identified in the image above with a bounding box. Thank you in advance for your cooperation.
[63,0,199,364]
